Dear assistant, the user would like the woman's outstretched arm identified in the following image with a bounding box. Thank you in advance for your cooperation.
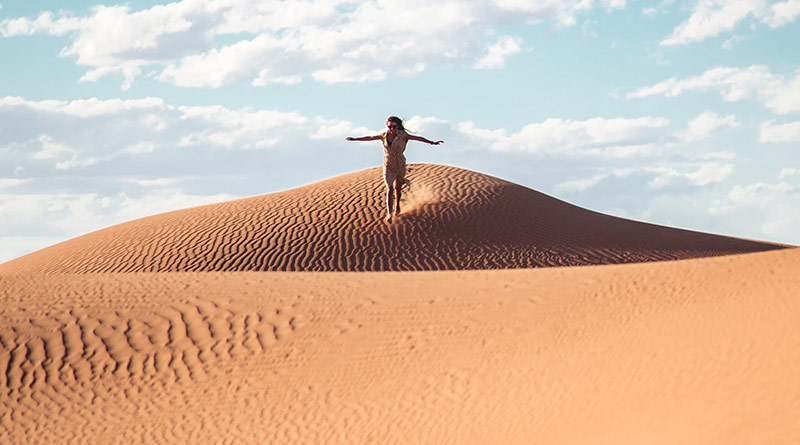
[346,135,382,142]
[407,134,444,145]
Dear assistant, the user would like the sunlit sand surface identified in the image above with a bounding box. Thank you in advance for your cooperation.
[1,165,796,443]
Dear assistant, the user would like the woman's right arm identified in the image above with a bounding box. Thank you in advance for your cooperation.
[346,134,382,142]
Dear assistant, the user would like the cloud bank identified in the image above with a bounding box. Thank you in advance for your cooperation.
[0,0,625,90]
[662,0,800,46]
[628,64,800,114]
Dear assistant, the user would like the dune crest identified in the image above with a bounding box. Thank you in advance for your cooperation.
[0,164,784,273]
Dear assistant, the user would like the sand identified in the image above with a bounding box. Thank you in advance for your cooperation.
[1,164,798,444]
[0,164,783,273]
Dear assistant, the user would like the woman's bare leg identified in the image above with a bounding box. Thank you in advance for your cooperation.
[394,178,403,215]
[386,187,394,222]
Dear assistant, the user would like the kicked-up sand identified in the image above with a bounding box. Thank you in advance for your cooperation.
[1,164,797,443]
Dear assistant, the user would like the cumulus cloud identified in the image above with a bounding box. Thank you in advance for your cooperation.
[763,0,800,26]
[558,162,734,195]
[759,120,800,142]
[0,0,625,89]
[679,110,740,142]
[685,162,734,185]
[710,180,800,240]
[473,36,524,69]
[0,178,30,189]
[662,0,800,46]
[627,65,800,114]
[0,95,347,166]
[604,0,627,11]
[458,116,670,157]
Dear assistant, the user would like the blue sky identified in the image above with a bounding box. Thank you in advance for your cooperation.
[1,0,799,262]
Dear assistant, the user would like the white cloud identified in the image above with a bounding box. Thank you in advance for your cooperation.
[662,0,800,46]
[628,65,800,114]
[711,181,800,240]
[157,33,286,88]
[459,116,670,157]
[679,110,740,142]
[722,34,747,49]
[779,167,798,178]
[0,96,167,117]
[644,163,733,188]
[760,120,800,142]
[310,119,372,140]
[685,162,734,185]
[0,11,81,37]
[126,177,186,187]
[604,0,627,11]
[763,0,800,27]
[34,134,99,170]
[175,105,310,148]
[0,96,328,164]
[661,0,759,46]
[555,173,611,193]
[0,0,623,89]
[0,178,30,189]
[474,36,524,69]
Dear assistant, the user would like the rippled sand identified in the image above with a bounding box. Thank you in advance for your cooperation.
[1,165,797,443]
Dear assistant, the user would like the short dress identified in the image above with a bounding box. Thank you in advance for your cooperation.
[382,130,409,187]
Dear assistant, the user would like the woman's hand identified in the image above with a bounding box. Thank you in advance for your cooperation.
[430,140,444,145]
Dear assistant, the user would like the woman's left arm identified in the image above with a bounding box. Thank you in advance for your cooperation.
[407,134,444,145]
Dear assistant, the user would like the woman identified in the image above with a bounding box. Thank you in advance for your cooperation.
[346,116,444,222]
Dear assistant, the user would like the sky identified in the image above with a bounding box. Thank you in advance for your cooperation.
[1,0,799,263]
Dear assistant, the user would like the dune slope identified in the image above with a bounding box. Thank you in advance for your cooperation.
[0,164,785,273]
[1,248,799,443]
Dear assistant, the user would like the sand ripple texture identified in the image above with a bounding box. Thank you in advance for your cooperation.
[0,164,785,273]
[1,249,800,443]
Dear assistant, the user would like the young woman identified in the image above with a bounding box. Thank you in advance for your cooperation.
[346,116,444,222]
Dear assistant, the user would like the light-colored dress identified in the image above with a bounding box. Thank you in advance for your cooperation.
[382,129,409,187]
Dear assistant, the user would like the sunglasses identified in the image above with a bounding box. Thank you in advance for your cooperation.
[387,124,398,129]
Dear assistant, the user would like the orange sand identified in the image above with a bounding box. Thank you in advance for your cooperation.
[1,164,783,273]
[1,165,798,443]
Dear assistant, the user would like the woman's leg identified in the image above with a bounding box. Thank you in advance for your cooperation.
[394,177,403,215]
[384,167,395,221]
[385,187,394,221]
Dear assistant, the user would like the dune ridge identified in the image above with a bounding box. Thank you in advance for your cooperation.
[0,164,785,273]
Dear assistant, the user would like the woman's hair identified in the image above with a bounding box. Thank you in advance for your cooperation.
[387,116,406,132]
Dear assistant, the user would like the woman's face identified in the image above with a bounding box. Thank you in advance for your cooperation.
[386,120,398,132]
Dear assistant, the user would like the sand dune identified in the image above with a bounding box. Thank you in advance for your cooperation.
[1,248,799,443]
[0,164,785,273]
[2,165,798,443]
